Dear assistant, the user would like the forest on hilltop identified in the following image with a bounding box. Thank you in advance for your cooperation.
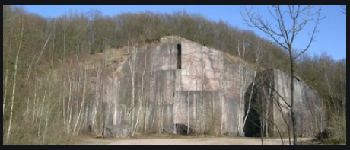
[2,6,345,144]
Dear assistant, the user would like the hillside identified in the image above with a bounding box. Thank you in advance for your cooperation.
[2,6,345,144]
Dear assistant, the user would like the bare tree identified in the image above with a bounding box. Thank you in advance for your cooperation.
[6,16,24,143]
[25,31,52,82]
[242,5,322,145]
[237,39,247,136]
[73,66,87,136]
[66,69,73,134]
[37,89,46,141]
[3,68,9,114]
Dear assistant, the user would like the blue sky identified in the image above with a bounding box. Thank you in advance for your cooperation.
[18,5,346,60]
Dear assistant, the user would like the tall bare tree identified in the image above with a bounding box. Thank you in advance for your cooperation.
[73,66,87,136]
[6,15,24,143]
[242,5,322,144]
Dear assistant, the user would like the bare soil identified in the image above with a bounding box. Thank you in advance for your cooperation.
[72,135,315,145]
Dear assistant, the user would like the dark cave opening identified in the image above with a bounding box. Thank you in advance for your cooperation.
[177,43,181,69]
[243,83,263,137]
[175,123,193,135]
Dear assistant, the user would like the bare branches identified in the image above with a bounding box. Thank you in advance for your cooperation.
[274,6,290,44]
[293,7,323,60]
[73,66,87,136]
[256,81,291,108]
[26,32,52,82]
[242,6,288,50]
[242,5,323,145]
[242,6,323,60]
[7,15,24,143]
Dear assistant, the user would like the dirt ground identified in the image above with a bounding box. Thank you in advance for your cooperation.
[72,135,316,145]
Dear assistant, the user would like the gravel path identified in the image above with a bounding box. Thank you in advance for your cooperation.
[73,135,313,145]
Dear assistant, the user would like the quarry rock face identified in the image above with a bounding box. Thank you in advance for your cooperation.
[81,36,325,138]
[244,69,326,137]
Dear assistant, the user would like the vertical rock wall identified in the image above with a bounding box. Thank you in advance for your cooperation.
[78,36,324,138]
[246,69,326,137]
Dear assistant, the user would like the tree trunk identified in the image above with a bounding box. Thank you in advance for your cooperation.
[43,108,50,144]
[6,18,24,143]
[26,33,51,82]
[260,96,264,145]
[220,53,225,136]
[67,71,73,134]
[38,90,47,140]
[187,91,190,135]
[242,72,256,133]
[141,54,146,133]
[128,42,136,136]
[289,47,297,145]
[3,68,8,114]
[73,66,87,136]
[62,81,66,129]
[32,84,37,123]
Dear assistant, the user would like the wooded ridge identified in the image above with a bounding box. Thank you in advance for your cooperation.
[2,6,345,144]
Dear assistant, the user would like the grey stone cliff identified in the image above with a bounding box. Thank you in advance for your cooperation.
[77,36,325,138]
